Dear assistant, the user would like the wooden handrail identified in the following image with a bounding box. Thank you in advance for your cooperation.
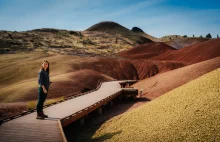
[0,80,137,125]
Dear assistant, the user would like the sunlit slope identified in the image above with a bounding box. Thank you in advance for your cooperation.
[0,52,138,102]
[92,68,220,142]
[0,52,138,87]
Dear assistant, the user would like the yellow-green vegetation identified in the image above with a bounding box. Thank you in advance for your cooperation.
[45,96,65,105]
[26,101,36,110]
[26,96,65,110]
[91,68,220,142]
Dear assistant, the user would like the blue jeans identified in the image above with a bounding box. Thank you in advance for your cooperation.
[36,87,47,113]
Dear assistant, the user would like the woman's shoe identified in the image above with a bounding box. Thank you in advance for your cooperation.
[36,112,45,119]
[41,112,48,118]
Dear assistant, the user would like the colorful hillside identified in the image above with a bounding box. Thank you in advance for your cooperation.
[91,68,220,142]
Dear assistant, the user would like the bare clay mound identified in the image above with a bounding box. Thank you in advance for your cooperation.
[132,57,220,100]
[74,57,138,80]
[131,60,186,79]
[118,42,176,60]
[153,38,220,64]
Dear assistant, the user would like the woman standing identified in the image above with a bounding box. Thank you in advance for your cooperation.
[36,60,51,119]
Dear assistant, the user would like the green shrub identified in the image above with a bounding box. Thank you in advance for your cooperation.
[206,33,212,38]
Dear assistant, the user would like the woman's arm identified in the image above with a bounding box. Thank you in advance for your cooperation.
[39,71,47,94]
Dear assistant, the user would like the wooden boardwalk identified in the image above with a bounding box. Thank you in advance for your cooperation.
[0,80,137,142]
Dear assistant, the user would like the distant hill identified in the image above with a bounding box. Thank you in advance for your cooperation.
[166,38,210,49]
[0,28,137,56]
[86,21,152,44]
[131,27,158,42]
[131,27,144,33]
[159,35,183,42]
[152,38,220,64]
[91,68,220,141]
[118,42,176,60]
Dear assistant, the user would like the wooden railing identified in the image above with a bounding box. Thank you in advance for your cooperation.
[0,80,137,125]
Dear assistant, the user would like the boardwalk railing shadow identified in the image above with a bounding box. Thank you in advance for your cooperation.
[64,97,150,142]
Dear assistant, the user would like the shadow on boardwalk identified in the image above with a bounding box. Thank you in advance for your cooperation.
[64,97,150,142]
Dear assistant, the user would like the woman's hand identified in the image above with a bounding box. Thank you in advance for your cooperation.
[43,88,47,94]
[41,85,47,94]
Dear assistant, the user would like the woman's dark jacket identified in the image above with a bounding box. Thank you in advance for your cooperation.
[38,69,50,90]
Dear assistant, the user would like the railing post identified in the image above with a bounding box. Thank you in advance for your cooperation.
[97,107,103,115]
[80,118,85,126]
[110,101,114,107]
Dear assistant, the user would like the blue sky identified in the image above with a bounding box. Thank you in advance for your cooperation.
[0,0,219,38]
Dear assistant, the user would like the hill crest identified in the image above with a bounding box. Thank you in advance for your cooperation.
[85,21,152,44]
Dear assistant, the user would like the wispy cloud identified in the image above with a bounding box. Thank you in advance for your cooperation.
[106,0,164,18]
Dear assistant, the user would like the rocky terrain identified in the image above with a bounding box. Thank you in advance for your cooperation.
[0,22,152,56]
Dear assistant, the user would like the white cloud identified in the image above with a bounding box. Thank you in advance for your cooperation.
[106,0,164,18]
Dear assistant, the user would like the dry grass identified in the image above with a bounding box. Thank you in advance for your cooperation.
[26,101,36,110]
[26,96,65,110]
[91,68,220,142]
[45,96,65,105]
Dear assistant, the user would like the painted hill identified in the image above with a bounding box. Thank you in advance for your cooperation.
[91,68,220,142]
[85,21,152,44]
[0,52,139,103]
[131,27,158,41]
[131,60,185,79]
[0,52,138,119]
[152,38,220,64]
[166,38,210,49]
[118,42,176,60]
[132,57,220,99]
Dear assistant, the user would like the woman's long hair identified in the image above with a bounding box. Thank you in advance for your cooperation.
[40,60,49,75]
